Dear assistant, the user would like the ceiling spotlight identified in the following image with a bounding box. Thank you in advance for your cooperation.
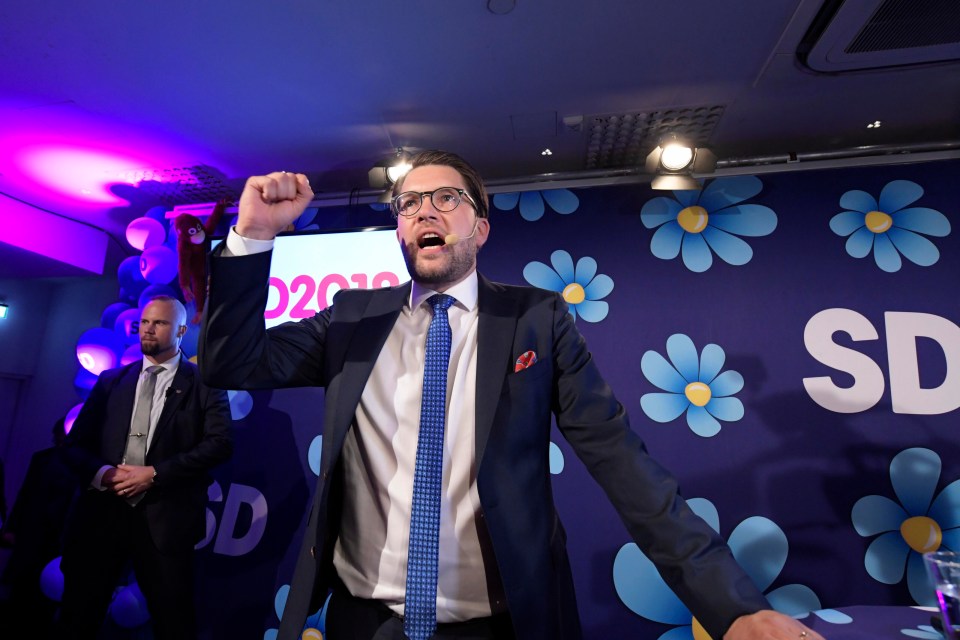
[645,134,717,190]
[867,120,882,129]
[0,303,7,319]
[541,148,553,156]
[368,147,413,189]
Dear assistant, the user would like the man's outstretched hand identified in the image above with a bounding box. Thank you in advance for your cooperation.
[725,610,825,640]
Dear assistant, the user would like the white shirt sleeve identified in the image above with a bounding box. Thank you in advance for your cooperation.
[91,464,113,490]
[224,226,275,257]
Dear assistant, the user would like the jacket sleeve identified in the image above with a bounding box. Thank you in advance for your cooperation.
[152,380,233,487]
[59,370,115,486]
[548,293,770,638]
[199,247,333,390]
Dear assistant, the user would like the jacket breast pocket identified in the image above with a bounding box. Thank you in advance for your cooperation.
[507,356,553,387]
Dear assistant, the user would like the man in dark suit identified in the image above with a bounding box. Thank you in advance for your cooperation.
[200,152,822,640]
[58,295,232,639]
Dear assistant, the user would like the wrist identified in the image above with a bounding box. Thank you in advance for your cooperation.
[235,223,278,241]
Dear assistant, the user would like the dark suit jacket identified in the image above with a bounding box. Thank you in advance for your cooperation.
[62,354,232,553]
[200,249,768,640]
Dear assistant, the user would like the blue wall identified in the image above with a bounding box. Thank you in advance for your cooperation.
[4,158,959,639]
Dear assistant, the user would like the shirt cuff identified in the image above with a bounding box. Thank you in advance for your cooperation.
[91,465,113,491]
[225,226,274,256]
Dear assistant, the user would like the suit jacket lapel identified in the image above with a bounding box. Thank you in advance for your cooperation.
[110,364,141,461]
[150,354,191,445]
[326,283,410,458]
[475,273,519,467]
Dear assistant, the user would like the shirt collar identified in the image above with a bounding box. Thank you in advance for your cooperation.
[409,270,478,314]
[142,352,181,374]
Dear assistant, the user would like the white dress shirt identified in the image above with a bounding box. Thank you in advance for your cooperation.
[92,354,180,489]
[225,228,493,621]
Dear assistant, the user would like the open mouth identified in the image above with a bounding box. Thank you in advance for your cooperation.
[418,233,445,249]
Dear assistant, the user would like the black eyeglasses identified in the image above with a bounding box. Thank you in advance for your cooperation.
[391,187,478,218]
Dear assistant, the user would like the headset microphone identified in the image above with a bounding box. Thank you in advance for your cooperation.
[444,217,480,246]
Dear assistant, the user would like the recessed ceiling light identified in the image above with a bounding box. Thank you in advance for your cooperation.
[867,120,882,128]
[541,148,553,156]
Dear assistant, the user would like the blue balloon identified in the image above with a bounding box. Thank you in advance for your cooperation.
[117,256,148,294]
[144,205,169,223]
[125,217,167,251]
[39,557,64,602]
[138,284,177,310]
[109,581,150,628]
[139,246,178,285]
[76,327,126,375]
[74,367,99,398]
[100,302,132,329]
[64,403,84,435]
[114,308,142,345]
[121,343,143,366]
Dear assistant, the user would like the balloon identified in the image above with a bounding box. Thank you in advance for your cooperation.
[109,582,150,628]
[125,217,166,251]
[76,327,125,375]
[139,246,178,285]
[121,343,143,366]
[100,302,132,329]
[143,205,169,223]
[117,256,149,299]
[138,284,177,310]
[74,367,99,398]
[114,308,141,345]
[39,557,64,602]
[63,403,84,435]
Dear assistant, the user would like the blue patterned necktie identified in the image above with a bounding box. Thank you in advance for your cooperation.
[404,293,455,640]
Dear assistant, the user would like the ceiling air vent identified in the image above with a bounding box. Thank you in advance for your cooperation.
[800,0,960,72]
[583,105,724,170]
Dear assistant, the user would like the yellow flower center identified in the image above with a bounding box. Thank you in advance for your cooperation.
[677,206,709,233]
[692,616,714,640]
[865,210,893,233]
[562,283,586,304]
[900,516,942,553]
[685,382,712,407]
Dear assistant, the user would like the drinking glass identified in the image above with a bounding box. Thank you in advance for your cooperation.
[924,550,960,640]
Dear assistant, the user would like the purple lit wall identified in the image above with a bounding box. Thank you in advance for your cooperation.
[0,100,234,275]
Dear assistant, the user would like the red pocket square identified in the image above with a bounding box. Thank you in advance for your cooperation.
[514,350,538,372]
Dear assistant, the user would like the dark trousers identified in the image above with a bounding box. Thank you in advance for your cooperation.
[326,586,516,640]
[55,490,196,640]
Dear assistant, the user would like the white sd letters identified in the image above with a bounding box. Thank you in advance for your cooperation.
[803,308,960,415]
[197,481,268,556]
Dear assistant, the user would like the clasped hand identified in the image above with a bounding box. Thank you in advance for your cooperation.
[104,464,155,498]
